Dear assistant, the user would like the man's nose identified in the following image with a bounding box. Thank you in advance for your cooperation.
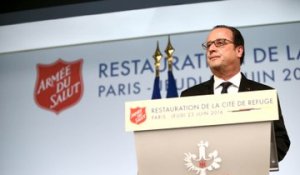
[208,43,218,51]
[207,44,217,54]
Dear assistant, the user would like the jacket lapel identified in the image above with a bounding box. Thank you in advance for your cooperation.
[238,73,252,92]
[205,76,215,94]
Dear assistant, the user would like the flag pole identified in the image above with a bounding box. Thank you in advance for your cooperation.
[151,41,162,99]
[165,35,174,72]
[153,41,162,77]
[165,36,178,98]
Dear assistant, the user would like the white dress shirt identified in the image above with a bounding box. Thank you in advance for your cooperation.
[213,72,242,94]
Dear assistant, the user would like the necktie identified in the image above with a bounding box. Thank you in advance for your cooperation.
[220,82,232,94]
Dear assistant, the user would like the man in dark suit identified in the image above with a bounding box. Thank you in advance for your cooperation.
[181,25,290,161]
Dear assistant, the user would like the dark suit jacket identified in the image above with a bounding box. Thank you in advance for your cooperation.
[181,73,290,161]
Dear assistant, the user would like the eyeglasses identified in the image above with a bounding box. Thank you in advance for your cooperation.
[202,38,234,50]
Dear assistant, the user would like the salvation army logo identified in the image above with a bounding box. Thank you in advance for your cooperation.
[34,59,84,114]
[130,107,147,125]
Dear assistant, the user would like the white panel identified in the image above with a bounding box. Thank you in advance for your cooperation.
[0,22,299,175]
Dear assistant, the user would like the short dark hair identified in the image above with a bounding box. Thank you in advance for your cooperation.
[213,25,245,64]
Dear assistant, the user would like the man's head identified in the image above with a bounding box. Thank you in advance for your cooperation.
[202,25,244,79]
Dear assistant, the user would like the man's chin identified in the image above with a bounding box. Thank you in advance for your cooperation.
[208,62,221,69]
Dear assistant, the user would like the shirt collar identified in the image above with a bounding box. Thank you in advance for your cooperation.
[213,72,242,89]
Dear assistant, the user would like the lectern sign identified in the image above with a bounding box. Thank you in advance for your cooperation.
[125,90,278,131]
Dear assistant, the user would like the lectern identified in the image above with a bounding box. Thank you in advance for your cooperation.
[125,90,279,175]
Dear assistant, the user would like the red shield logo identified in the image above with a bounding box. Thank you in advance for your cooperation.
[34,59,84,114]
[130,107,146,125]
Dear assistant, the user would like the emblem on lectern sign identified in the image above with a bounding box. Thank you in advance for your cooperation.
[184,140,222,175]
[130,107,147,125]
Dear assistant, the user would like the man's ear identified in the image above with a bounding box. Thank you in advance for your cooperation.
[236,45,244,57]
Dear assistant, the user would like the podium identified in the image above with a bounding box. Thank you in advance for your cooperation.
[125,90,279,175]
